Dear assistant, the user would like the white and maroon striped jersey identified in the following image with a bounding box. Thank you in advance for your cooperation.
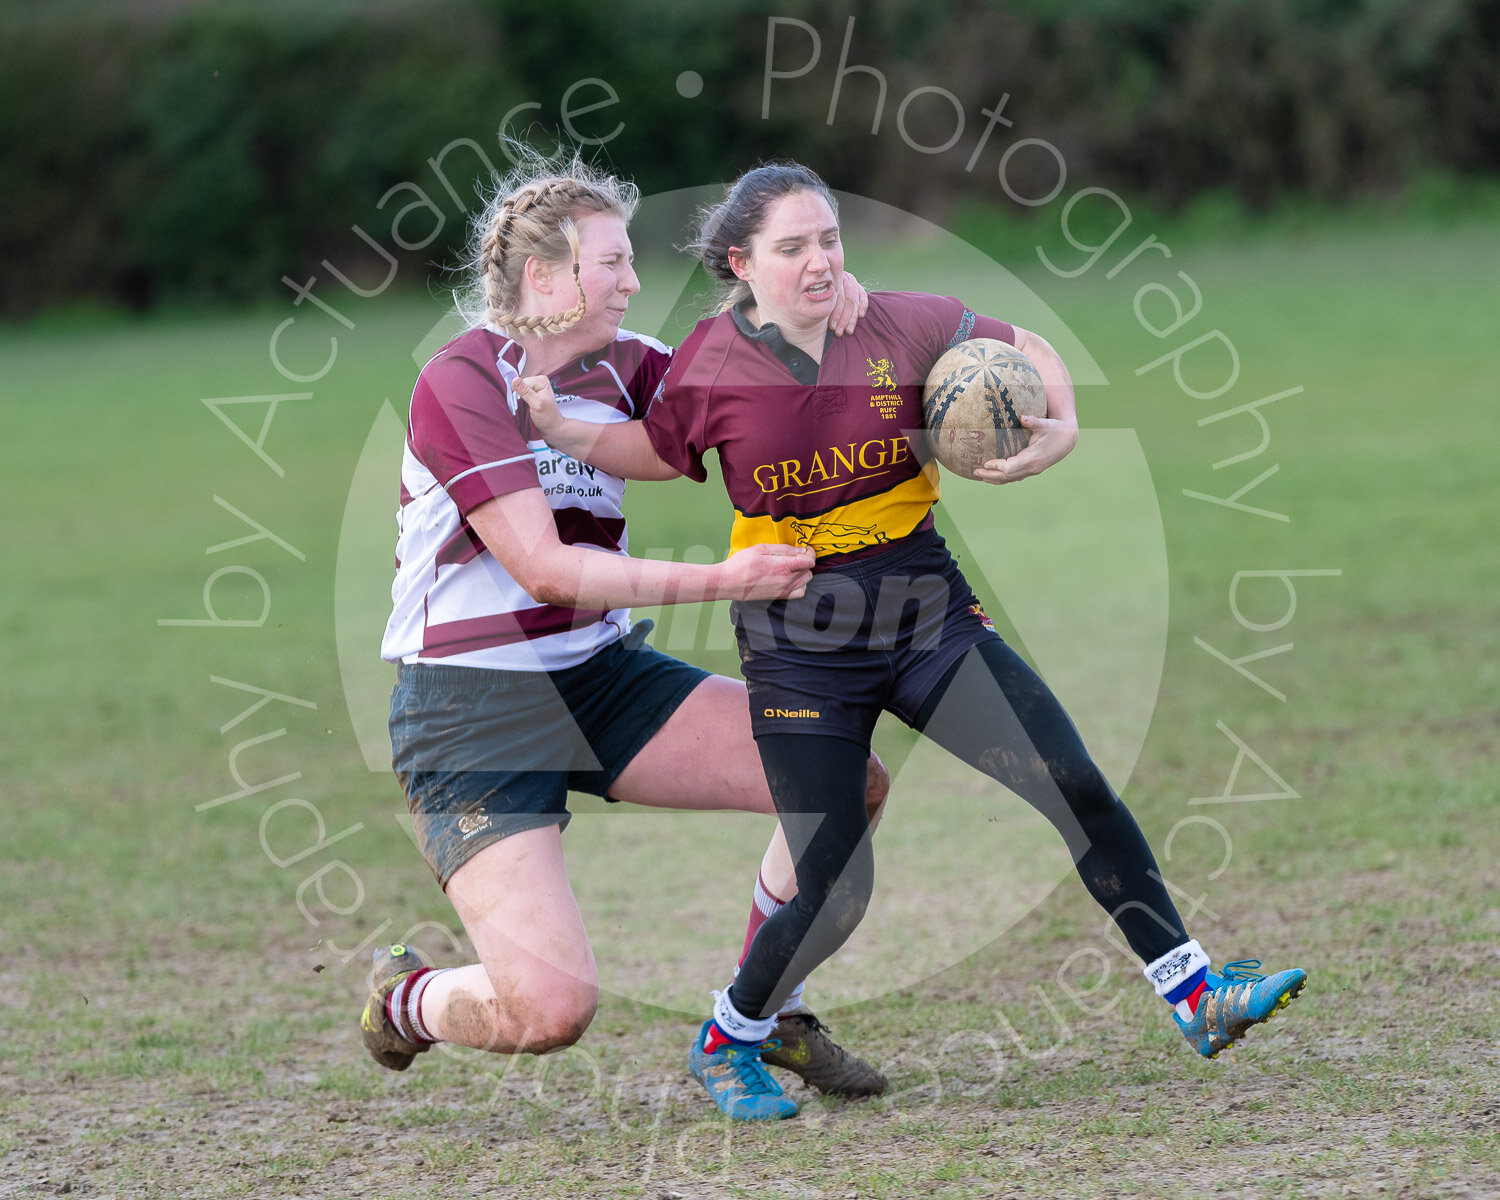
[381,325,672,670]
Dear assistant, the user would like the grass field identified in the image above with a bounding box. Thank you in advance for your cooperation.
[2,209,1498,1199]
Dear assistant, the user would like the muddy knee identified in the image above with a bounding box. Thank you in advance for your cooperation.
[511,982,598,1053]
[464,977,598,1054]
[535,990,597,1051]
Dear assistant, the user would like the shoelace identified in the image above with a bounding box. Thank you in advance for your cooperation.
[1219,959,1266,984]
[720,1042,782,1095]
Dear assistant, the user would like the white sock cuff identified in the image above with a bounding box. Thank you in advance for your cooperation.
[1142,939,1211,998]
[752,872,787,918]
[712,989,778,1044]
[776,980,806,1018]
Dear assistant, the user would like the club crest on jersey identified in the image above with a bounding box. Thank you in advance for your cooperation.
[866,356,903,419]
[969,602,995,631]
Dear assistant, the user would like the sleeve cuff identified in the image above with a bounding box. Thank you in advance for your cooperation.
[447,458,540,515]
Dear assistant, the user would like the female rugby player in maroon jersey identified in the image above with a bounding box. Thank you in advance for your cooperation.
[359,152,889,1101]
[518,161,1308,1122]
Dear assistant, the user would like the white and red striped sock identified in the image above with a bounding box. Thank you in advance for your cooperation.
[737,873,808,1019]
[385,967,446,1045]
[738,871,786,964]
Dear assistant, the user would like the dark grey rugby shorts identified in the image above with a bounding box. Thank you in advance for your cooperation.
[389,622,708,888]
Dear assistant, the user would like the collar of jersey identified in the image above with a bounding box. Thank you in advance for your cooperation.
[729,300,831,386]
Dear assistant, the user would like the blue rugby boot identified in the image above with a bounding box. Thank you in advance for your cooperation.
[689,1021,798,1121]
[1175,959,1307,1058]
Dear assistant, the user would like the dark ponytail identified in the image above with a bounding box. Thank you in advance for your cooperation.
[685,162,838,312]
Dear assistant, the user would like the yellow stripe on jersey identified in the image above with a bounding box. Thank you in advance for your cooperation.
[729,463,942,557]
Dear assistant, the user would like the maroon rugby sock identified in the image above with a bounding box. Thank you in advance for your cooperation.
[738,871,787,964]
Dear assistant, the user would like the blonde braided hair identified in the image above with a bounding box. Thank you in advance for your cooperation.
[460,149,639,338]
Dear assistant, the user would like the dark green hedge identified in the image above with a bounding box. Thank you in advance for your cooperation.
[2,0,1496,315]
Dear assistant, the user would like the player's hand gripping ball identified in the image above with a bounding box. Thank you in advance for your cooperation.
[923,339,1047,477]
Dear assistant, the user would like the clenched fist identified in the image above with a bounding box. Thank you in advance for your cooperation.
[718,543,817,601]
[514,375,564,439]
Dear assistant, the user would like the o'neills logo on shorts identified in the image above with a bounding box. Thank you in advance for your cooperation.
[765,707,821,719]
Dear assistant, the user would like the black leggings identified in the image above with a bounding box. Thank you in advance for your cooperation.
[728,637,1188,1021]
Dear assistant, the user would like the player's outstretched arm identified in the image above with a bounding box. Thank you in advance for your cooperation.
[973,325,1079,485]
[469,487,813,609]
[514,375,681,481]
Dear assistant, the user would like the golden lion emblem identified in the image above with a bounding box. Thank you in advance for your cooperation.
[865,357,898,390]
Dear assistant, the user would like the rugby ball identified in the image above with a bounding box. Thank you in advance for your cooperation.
[923,339,1046,477]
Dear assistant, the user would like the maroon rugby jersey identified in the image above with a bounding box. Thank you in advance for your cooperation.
[383,326,671,669]
[643,291,1014,558]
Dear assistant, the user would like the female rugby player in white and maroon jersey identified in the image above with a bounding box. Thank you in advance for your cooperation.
[519,162,1308,1122]
[359,153,890,1100]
